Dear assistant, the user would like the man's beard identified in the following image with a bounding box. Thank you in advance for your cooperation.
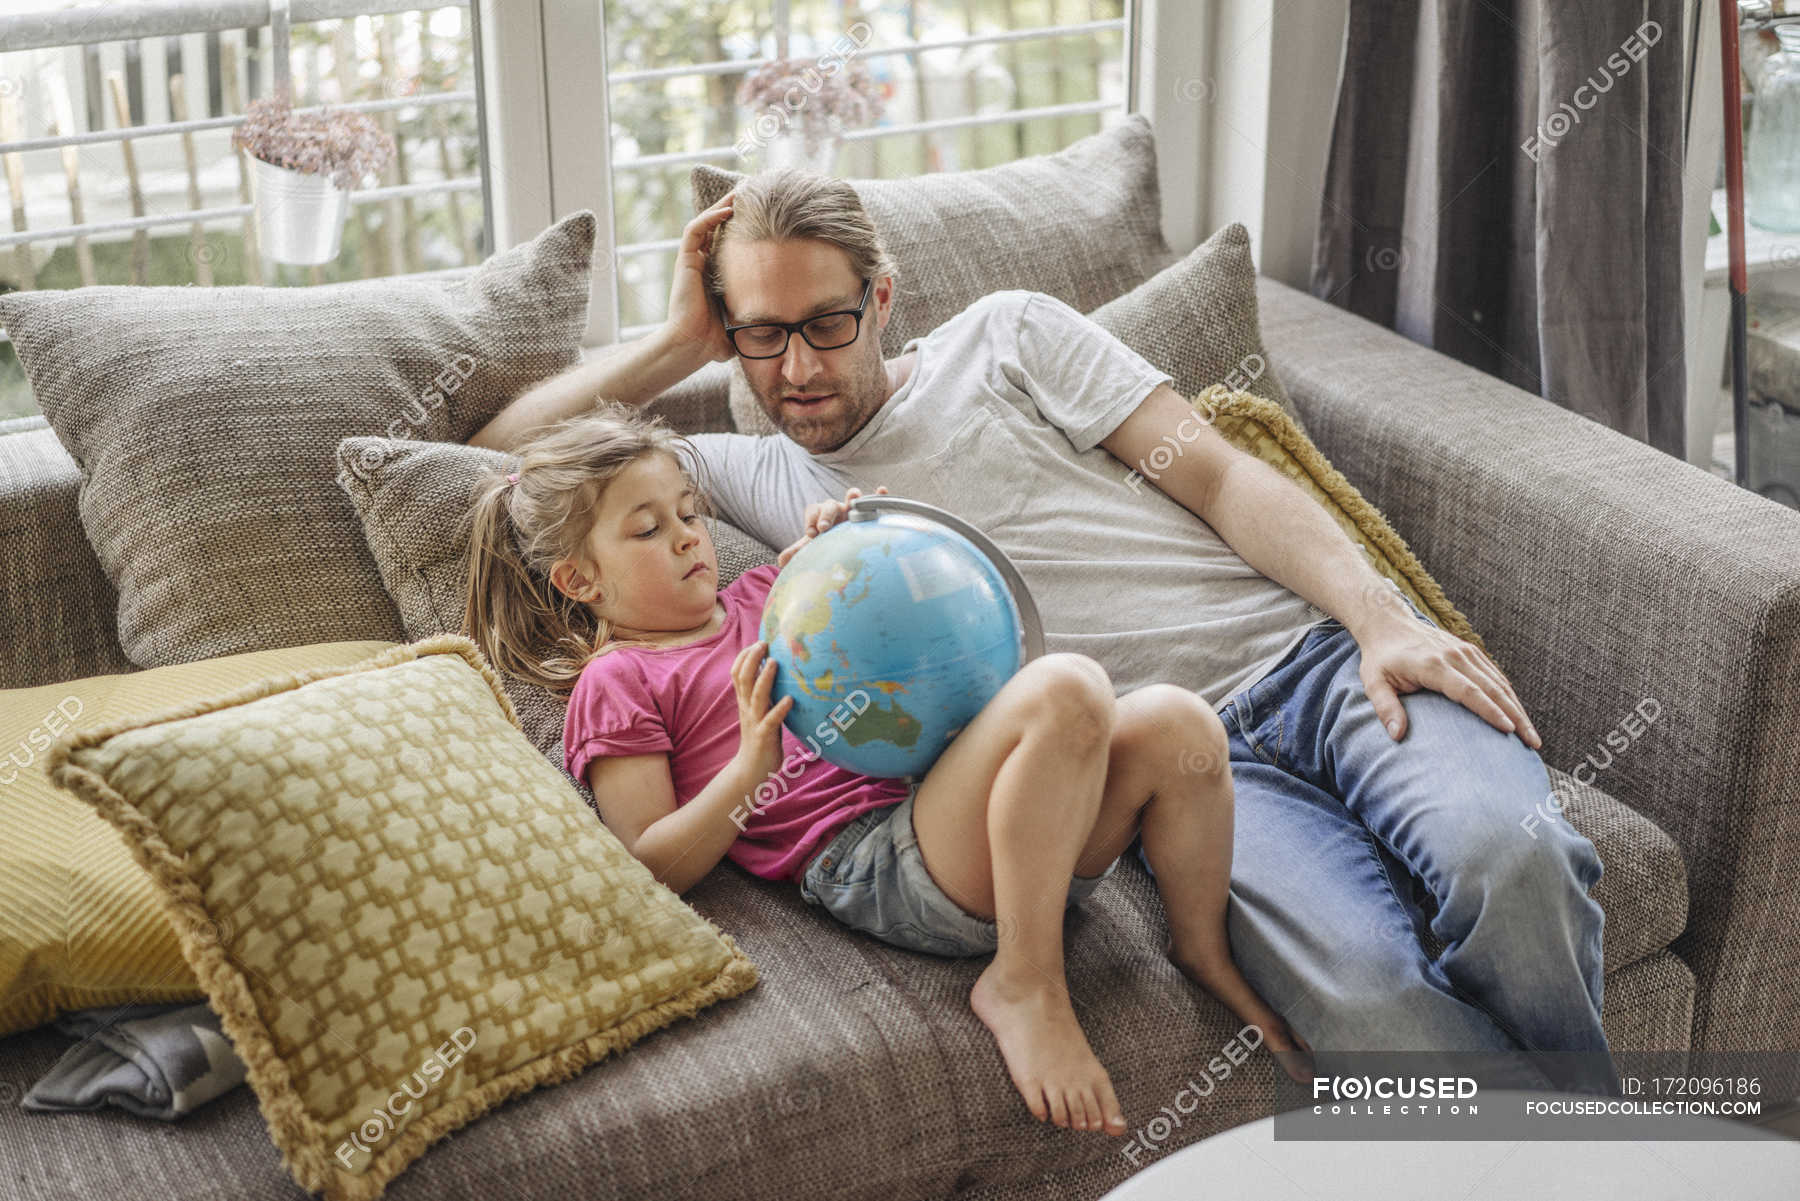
[752,342,890,454]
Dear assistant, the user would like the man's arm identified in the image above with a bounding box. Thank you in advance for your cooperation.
[468,327,711,452]
[1102,385,1390,637]
[1100,383,1539,748]
[470,192,740,452]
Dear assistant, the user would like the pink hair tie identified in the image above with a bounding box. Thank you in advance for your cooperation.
[506,472,520,484]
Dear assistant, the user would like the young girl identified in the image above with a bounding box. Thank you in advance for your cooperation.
[463,404,1311,1138]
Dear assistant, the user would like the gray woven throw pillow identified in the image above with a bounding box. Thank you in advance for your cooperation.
[335,434,777,811]
[0,211,595,668]
[1088,220,1301,428]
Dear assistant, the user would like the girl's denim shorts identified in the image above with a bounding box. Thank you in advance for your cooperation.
[797,783,1120,958]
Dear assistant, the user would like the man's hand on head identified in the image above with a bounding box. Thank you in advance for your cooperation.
[468,199,739,453]
[664,192,738,366]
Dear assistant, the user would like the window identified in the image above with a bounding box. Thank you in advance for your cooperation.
[0,1,493,420]
[0,1,1140,420]
[601,1,1135,336]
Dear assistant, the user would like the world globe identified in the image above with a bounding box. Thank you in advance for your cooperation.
[759,497,1045,779]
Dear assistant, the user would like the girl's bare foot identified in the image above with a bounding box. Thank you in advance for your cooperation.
[969,960,1127,1135]
[1170,947,1315,1085]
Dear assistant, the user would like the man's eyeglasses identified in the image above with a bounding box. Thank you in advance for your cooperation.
[721,279,873,360]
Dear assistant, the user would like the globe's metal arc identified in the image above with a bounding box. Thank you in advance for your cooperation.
[843,495,1045,662]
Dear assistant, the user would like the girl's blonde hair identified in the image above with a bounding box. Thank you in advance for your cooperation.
[461,401,716,695]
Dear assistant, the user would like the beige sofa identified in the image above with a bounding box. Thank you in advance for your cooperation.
[4,112,1798,1199]
[6,262,1798,1198]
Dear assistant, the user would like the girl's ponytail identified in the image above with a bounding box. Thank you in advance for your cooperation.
[461,473,579,694]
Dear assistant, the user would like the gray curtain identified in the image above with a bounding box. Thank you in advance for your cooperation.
[1311,0,1687,457]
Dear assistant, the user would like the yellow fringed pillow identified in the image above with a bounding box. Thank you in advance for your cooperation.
[1197,385,1488,652]
[0,640,399,1037]
[47,635,757,1201]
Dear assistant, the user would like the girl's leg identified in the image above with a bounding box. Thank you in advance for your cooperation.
[907,652,1124,1135]
[1071,685,1314,1081]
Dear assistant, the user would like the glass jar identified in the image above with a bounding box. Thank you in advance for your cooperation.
[1747,24,1800,231]
[1743,1,1776,96]
[1743,1,1776,152]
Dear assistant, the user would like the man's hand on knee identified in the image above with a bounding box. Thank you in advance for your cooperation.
[1355,620,1541,749]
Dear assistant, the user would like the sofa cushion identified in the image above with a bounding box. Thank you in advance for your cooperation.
[644,359,739,436]
[695,115,1169,353]
[1090,223,1299,426]
[47,635,757,1201]
[0,639,397,1036]
[0,427,133,689]
[0,212,595,670]
[333,435,777,809]
[694,115,1172,435]
[0,771,1689,1200]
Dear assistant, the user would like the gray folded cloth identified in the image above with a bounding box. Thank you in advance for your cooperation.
[22,1000,247,1121]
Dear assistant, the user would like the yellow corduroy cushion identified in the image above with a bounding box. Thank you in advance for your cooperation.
[0,639,399,1038]
[1198,385,1488,652]
[46,634,757,1201]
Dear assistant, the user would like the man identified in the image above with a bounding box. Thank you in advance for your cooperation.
[472,170,1618,1097]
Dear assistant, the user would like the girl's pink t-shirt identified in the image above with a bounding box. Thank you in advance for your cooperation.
[563,563,910,883]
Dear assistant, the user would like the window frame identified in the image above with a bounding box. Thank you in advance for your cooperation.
[488,0,1151,349]
[480,0,617,346]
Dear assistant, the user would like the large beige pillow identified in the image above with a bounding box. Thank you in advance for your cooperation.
[0,212,596,669]
[48,635,757,1201]
[333,436,778,809]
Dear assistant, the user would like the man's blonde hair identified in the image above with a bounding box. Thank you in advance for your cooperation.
[703,168,898,300]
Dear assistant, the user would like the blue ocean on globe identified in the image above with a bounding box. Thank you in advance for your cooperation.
[759,510,1027,779]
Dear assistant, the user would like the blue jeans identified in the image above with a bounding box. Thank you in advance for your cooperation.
[1139,600,1619,1095]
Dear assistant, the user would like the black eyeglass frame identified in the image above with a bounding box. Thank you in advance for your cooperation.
[719,278,874,359]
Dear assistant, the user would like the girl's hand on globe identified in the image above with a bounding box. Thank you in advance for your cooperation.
[778,485,890,568]
[729,640,794,786]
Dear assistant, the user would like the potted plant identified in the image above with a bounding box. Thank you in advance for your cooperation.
[736,56,885,173]
[231,94,396,266]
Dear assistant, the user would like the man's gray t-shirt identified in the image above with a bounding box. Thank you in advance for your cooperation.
[686,290,1331,708]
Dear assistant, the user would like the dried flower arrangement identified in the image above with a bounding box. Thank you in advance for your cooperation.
[736,56,886,152]
[230,94,396,190]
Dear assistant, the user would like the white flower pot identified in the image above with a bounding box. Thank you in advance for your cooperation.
[764,130,838,174]
[246,155,351,266]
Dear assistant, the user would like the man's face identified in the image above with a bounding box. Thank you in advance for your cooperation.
[715,237,893,454]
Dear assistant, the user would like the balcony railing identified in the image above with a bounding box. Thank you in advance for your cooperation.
[0,2,1127,311]
[0,0,486,296]
[603,7,1132,335]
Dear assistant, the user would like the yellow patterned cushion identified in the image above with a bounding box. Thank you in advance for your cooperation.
[0,639,399,1037]
[1199,385,1488,652]
[47,635,757,1201]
